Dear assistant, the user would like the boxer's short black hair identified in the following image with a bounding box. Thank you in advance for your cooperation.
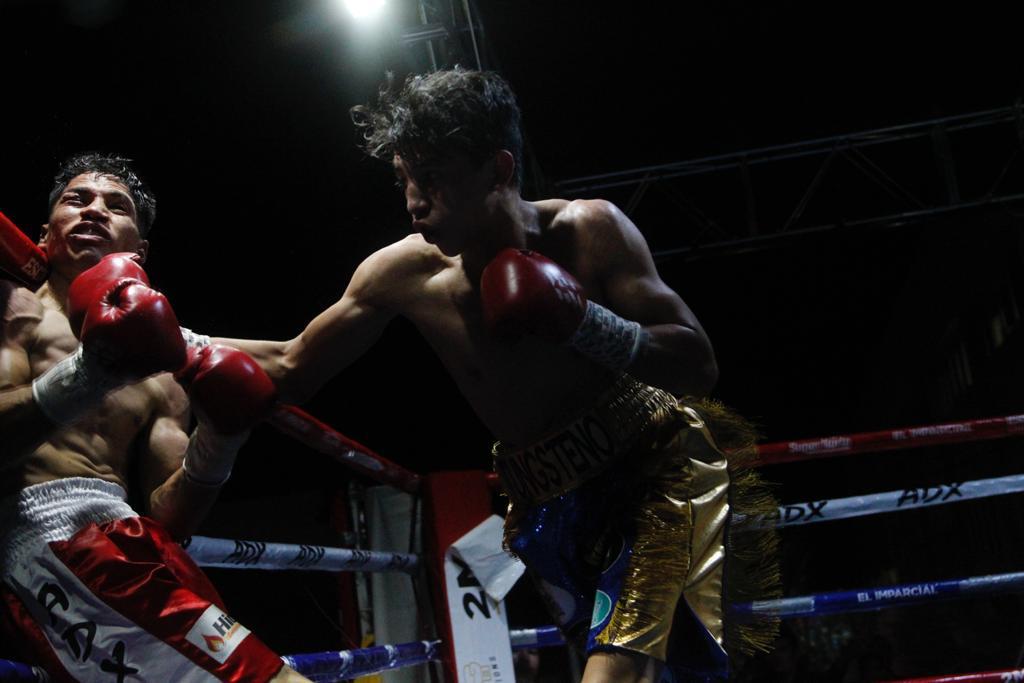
[49,153,157,237]
[352,67,524,187]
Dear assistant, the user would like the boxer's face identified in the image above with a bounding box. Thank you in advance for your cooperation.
[394,152,492,256]
[41,173,148,277]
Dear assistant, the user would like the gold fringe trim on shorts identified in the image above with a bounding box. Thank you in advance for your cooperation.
[693,398,783,658]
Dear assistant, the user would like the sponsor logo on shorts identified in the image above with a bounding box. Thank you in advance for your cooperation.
[186,605,250,664]
[590,590,612,630]
[22,579,141,681]
[497,415,616,503]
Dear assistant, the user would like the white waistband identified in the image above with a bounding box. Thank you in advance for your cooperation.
[0,477,137,575]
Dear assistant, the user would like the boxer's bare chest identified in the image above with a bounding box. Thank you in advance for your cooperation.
[16,308,157,490]
[404,252,612,446]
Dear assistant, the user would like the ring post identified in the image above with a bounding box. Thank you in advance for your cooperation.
[423,471,515,683]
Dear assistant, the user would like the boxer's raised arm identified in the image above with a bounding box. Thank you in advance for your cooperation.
[585,201,717,396]
[480,201,716,397]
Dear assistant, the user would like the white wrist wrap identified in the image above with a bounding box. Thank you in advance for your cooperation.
[569,301,645,371]
[181,423,248,487]
[31,347,123,425]
[179,326,211,350]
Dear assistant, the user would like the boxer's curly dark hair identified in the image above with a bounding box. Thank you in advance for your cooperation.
[48,152,157,237]
[352,67,524,187]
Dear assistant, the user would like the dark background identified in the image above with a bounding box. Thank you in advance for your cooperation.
[2,0,1024,679]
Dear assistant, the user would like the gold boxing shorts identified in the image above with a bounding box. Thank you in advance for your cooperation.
[494,375,740,680]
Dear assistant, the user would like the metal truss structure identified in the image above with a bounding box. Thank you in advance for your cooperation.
[555,105,1024,262]
[399,0,490,72]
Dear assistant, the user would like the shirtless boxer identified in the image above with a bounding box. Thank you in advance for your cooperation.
[223,69,779,682]
[0,153,309,682]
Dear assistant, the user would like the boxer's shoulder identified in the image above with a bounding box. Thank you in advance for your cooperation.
[540,198,619,231]
[1,280,44,321]
[354,235,450,299]
[366,234,447,273]
[554,200,647,276]
[526,199,628,287]
[1,280,45,348]
[536,199,629,258]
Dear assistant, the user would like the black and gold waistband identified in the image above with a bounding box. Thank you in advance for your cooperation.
[493,374,681,507]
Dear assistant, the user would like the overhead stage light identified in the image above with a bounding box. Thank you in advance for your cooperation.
[342,0,386,20]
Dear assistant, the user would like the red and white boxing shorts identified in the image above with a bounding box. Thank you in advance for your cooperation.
[0,477,284,682]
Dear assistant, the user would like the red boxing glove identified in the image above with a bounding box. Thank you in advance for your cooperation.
[0,210,48,289]
[480,248,587,341]
[480,248,644,371]
[177,345,277,486]
[67,252,150,335]
[32,280,186,425]
[177,345,277,434]
[79,280,187,379]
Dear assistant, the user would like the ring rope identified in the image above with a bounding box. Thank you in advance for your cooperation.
[734,570,1024,619]
[882,668,1024,682]
[281,640,440,681]
[183,535,419,573]
[268,405,421,493]
[755,412,1024,466]
[510,626,565,649]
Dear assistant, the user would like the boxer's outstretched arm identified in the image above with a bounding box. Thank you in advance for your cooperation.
[218,247,405,405]
[582,201,718,397]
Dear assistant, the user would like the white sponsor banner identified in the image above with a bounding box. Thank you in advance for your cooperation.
[448,515,524,603]
[443,546,514,682]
